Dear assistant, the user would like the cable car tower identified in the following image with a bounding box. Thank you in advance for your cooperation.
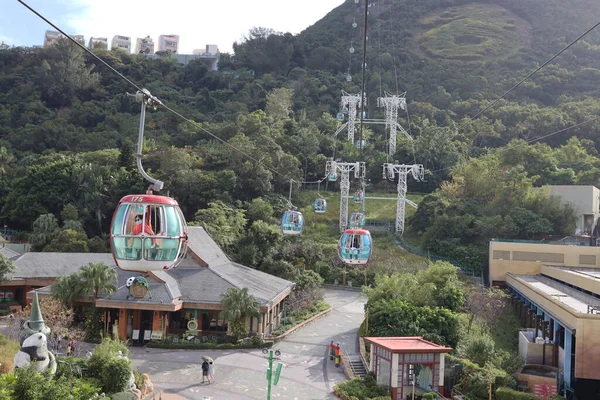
[378,92,408,156]
[339,91,363,142]
[326,161,365,232]
[383,163,425,234]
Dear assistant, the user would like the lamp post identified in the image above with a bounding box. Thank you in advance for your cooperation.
[262,348,284,400]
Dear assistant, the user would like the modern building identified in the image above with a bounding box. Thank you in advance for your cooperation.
[43,30,62,47]
[547,185,600,235]
[111,35,131,53]
[364,336,452,399]
[88,37,108,50]
[158,34,179,53]
[0,226,294,343]
[134,36,154,55]
[489,239,600,396]
[72,35,85,45]
[193,45,219,55]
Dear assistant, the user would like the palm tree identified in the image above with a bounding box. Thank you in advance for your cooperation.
[30,213,60,251]
[51,274,84,307]
[79,263,117,299]
[220,287,260,340]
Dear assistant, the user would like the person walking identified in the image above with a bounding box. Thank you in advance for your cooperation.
[208,361,215,382]
[68,338,76,356]
[329,340,335,361]
[334,342,341,368]
[201,360,211,384]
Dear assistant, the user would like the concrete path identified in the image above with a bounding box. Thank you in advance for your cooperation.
[129,289,366,400]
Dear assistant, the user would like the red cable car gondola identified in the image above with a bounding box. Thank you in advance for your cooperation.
[109,89,188,272]
[110,195,188,272]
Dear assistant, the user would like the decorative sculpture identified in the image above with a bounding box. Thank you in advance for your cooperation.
[13,292,56,375]
[126,276,152,299]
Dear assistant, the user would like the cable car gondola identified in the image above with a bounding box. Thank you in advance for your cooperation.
[111,195,188,271]
[349,212,366,228]
[109,89,188,272]
[338,228,372,265]
[314,198,327,213]
[281,210,304,235]
[353,190,364,203]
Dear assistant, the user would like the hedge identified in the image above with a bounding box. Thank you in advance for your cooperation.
[147,340,274,350]
[495,387,536,400]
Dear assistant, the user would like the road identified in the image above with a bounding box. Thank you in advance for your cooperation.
[129,288,367,400]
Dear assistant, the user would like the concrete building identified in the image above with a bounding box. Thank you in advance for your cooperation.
[88,37,108,50]
[158,34,179,53]
[43,30,62,47]
[134,36,155,54]
[547,185,600,235]
[0,226,294,342]
[111,35,131,52]
[72,35,85,45]
[193,45,219,55]
[489,239,600,396]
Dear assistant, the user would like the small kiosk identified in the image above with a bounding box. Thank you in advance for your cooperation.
[364,336,452,399]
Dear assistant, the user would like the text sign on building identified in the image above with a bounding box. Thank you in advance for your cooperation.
[534,382,557,399]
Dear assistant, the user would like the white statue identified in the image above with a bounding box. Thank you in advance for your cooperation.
[13,332,57,375]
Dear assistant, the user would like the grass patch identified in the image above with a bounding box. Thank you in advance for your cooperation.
[491,307,521,353]
[0,333,20,373]
[269,300,330,337]
[415,3,532,61]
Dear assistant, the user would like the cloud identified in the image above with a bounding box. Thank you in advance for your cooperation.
[64,0,344,54]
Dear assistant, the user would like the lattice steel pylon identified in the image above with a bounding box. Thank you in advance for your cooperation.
[340,91,364,142]
[383,163,424,234]
[326,161,366,232]
[377,92,407,157]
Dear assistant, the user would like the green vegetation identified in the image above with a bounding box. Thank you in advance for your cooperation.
[0,334,20,374]
[417,4,531,60]
[219,287,261,340]
[269,300,330,337]
[333,374,390,400]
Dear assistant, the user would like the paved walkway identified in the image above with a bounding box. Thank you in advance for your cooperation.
[129,289,366,400]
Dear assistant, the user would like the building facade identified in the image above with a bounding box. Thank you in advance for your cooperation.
[88,37,108,50]
[1,227,294,343]
[489,240,600,396]
[111,35,131,52]
[158,34,179,53]
[134,36,154,54]
[43,30,62,47]
[547,185,600,235]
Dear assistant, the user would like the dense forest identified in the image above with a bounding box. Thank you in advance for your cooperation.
[0,0,600,272]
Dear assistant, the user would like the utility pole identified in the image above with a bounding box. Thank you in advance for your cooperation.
[263,348,283,400]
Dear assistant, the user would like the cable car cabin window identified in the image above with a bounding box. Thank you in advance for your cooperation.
[362,234,371,248]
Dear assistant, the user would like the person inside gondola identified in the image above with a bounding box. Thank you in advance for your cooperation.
[132,214,154,236]
[353,235,361,250]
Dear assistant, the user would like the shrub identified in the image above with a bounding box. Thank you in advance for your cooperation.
[463,336,495,367]
[133,369,144,389]
[0,333,20,374]
[111,392,138,400]
[12,366,101,400]
[56,356,88,379]
[422,393,438,400]
[333,376,389,400]
[0,372,16,400]
[495,387,536,400]
[99,357,131,393]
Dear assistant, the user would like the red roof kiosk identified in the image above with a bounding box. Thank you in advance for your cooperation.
[364,337,453,399]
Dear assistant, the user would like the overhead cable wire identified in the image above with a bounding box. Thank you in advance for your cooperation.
[17,0,300,184]
[459,19,600,128]
[358,0,370,159]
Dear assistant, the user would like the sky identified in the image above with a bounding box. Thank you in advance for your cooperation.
[1,0,345,53]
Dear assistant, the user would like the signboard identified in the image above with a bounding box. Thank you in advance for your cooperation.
[132,330,140,340]
[534,382,557,400]
[150,331,163,340]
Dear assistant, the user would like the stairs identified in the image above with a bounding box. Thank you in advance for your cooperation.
[347,356,367,378]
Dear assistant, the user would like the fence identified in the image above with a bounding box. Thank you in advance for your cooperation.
[390,234,484,284]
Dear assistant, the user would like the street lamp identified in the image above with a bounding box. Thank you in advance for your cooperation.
[262,348,284,400]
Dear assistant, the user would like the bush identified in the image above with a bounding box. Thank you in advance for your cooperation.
[0,333,20,374]
[463,336,495,367]
[12,366,102,400]
[86,338,132,394]
[56,356,88,379]
[495,387,536,400]
[422,393,438,400]
[334,375,390,400]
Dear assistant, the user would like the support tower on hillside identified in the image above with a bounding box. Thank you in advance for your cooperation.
[383,163,424,234]
[326,161,366,232]
[340,91,364,142]
[377,92,407,157]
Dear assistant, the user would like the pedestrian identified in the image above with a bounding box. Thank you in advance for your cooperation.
[329,340,335,361]
[56,334,62,352]
[208,361,215,382]
[201,359,210,384]
[335,342,341,368]
[68,338,76,356]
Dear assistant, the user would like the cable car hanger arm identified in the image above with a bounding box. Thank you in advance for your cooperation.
[130,89,164,193]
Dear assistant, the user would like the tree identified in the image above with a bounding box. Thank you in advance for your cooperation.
[30,213,60,251]
[0,253,15,284]
[51,273,85,307]
[43,229,89,252]
[220,287,260,340]
[193,201,247,251]
[78,263,117,299]
[464,286,509,333]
